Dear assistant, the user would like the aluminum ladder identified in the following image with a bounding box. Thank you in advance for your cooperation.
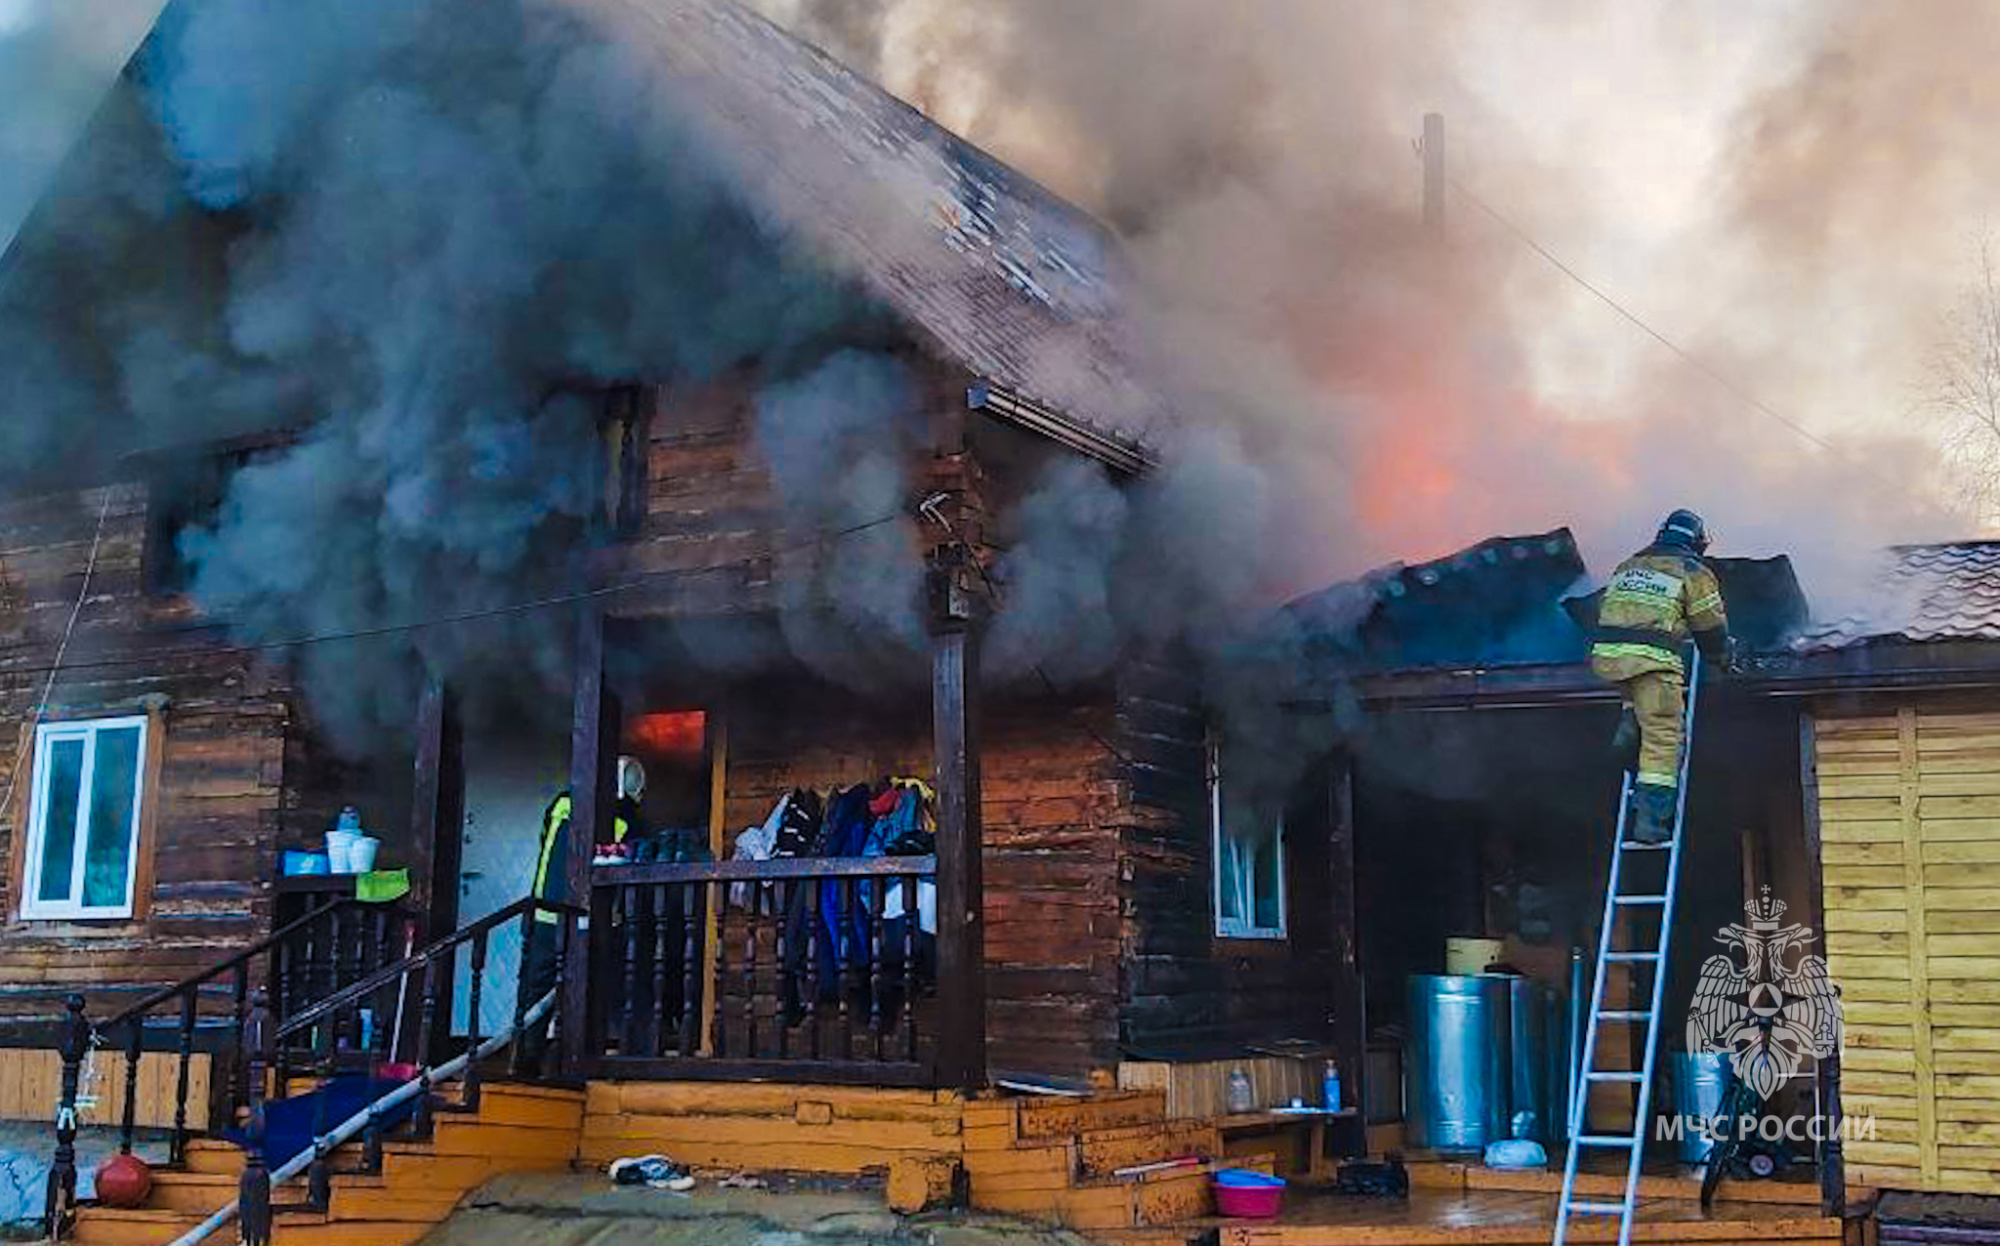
[1552,649,1702,1246]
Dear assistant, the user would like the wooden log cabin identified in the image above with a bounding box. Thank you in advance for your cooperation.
[5,0,2000,1243]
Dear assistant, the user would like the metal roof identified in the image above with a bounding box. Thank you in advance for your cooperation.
[577,0,1165,467]
[1793,542,2000,650]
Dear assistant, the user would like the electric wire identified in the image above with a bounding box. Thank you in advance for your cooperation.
[1444,172,1919,499]
[0,509,906,682]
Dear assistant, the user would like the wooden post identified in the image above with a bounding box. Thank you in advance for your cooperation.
[1798,712,1844,1217]
[410,676,464,1062]
[930,551,986,1091]
[563,605,619,1072]
[43,994,87,1241]
[698,713,729,1055]
[239,989,273,1246]
[1326,753,1366,1147]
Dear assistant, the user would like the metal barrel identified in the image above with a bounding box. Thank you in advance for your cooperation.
[1674,1050,1732,1164]
[1405,974,1510,1151]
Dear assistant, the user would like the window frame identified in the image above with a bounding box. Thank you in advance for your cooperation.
[1208,737,1288,941]
[18,715,151,921]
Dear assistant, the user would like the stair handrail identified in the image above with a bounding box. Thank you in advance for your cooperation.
[272,896,583,1042]
[165,986,562,1246]
[99,898,377,1036]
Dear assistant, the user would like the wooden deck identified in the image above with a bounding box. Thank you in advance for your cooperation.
[1209,1185,1846,1246]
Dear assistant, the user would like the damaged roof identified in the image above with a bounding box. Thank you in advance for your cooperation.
[576,0,1164,467]
[1792,542,2000,650]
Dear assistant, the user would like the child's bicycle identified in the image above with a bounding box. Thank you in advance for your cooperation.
[1699,1069,1793,1208]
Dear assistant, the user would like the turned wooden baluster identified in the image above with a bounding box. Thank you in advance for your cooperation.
[775,880,792,1060]
[837,878,856,1062]
[412,953,440,1136]
[463,929,487,1109]
[172,990,197,1164]
[742,882,760,1058]
[118,1013,142,1155]
[709,881,729,1056]
[649,883,671,1057]
[307,1004,333,1209]
[43,994,87,1242]
[547,915,572,1079]
[620,885,642,1055]
[239,989,273,1246]
[803,884,821,1060]
[508,911,535,1079]
[869,878,888,1058]
[905,874,921,1064]
[678,886,700,1056]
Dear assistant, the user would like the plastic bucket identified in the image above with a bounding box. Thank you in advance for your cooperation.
[325,830,359,874]
[1214,1169,1285,1219]
[349,836,379,873]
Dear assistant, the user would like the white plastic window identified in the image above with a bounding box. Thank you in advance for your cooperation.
[1209,740,1286,940]
[20,716,148,920]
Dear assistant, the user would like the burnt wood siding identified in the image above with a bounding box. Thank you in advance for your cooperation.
[1116,656,1337,1054]
[0,483,296,1019]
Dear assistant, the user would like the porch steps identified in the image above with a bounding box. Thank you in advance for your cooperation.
[69,1082,585,1246]
[964,1089,1278,1236]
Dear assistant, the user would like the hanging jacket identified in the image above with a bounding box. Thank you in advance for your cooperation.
[1590,539,1730,675]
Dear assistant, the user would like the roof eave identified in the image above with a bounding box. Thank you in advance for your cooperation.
[968,381,1157,476]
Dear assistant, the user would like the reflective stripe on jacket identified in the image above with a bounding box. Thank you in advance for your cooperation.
[532,792,629,922]
[1589,547,1729,674]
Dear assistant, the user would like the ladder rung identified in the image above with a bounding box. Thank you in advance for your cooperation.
[1620,840,1673,851]
[1614,894,1668,905]
[1568,1200,1629,1215]
[1585,1071,1644,1082]
[1605,951,1660,961]
[1576,1134,1638,1147]
[1596,1010,1649,1021]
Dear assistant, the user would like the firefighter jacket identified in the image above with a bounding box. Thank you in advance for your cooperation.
[1590,543,1730,675]
[532,791,636,923]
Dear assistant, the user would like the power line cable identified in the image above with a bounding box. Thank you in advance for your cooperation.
[1445,173,1920,497]
[0,509,907,682]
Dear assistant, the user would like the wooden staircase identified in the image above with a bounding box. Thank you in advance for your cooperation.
[963,1089,1275,1242]
[69,1081,584,1246]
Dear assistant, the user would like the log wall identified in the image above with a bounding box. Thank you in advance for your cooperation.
[1114,655,1338,1055]
[0,481,298,1021]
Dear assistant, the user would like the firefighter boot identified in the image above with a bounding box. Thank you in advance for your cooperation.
[1627,784,1677,846]
[1610,706,1640,770]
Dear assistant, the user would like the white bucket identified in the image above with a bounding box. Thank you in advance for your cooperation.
[325,829,360,874]
[349,836,379,874]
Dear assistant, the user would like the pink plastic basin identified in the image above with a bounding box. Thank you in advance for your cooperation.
[1214,1170,1285,1218]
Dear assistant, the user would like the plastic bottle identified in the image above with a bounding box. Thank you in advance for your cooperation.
[1323,1059,1342,1111]
[1226,1067,1254,1114]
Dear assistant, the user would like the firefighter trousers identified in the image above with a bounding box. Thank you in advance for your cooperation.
[1591,655,1685,790]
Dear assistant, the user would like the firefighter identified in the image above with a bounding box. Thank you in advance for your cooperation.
[1591,510,1734,845]
[518,757,645,1070]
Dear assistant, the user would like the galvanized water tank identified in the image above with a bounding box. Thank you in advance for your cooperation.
[1673,1051,1732,1163]
[1406,975,1511,1150]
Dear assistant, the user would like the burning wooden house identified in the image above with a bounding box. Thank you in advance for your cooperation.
[0,1,1995,1245]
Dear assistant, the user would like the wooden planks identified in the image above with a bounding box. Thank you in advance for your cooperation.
[0,1047,208,1129]
[1814,707,2000,1195]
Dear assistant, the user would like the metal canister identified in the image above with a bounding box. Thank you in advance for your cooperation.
[1673,1050,1732,1163]
[1405,974,1511,1151]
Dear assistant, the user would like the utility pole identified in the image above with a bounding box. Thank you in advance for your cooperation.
[1422,112,1445,233]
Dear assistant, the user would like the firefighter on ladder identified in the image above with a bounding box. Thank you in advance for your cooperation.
[1591,510,1736,845]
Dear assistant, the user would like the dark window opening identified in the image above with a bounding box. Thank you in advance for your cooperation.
[143,447,262,597]
[599,385,656,539]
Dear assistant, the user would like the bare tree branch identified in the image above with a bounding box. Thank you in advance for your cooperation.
[1925,233,2000,523]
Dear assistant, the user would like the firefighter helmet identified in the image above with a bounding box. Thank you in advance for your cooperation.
[1657,509,1709,554]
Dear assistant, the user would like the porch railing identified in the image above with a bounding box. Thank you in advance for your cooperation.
[97,897,415,1164]
[589,856,938,1086]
